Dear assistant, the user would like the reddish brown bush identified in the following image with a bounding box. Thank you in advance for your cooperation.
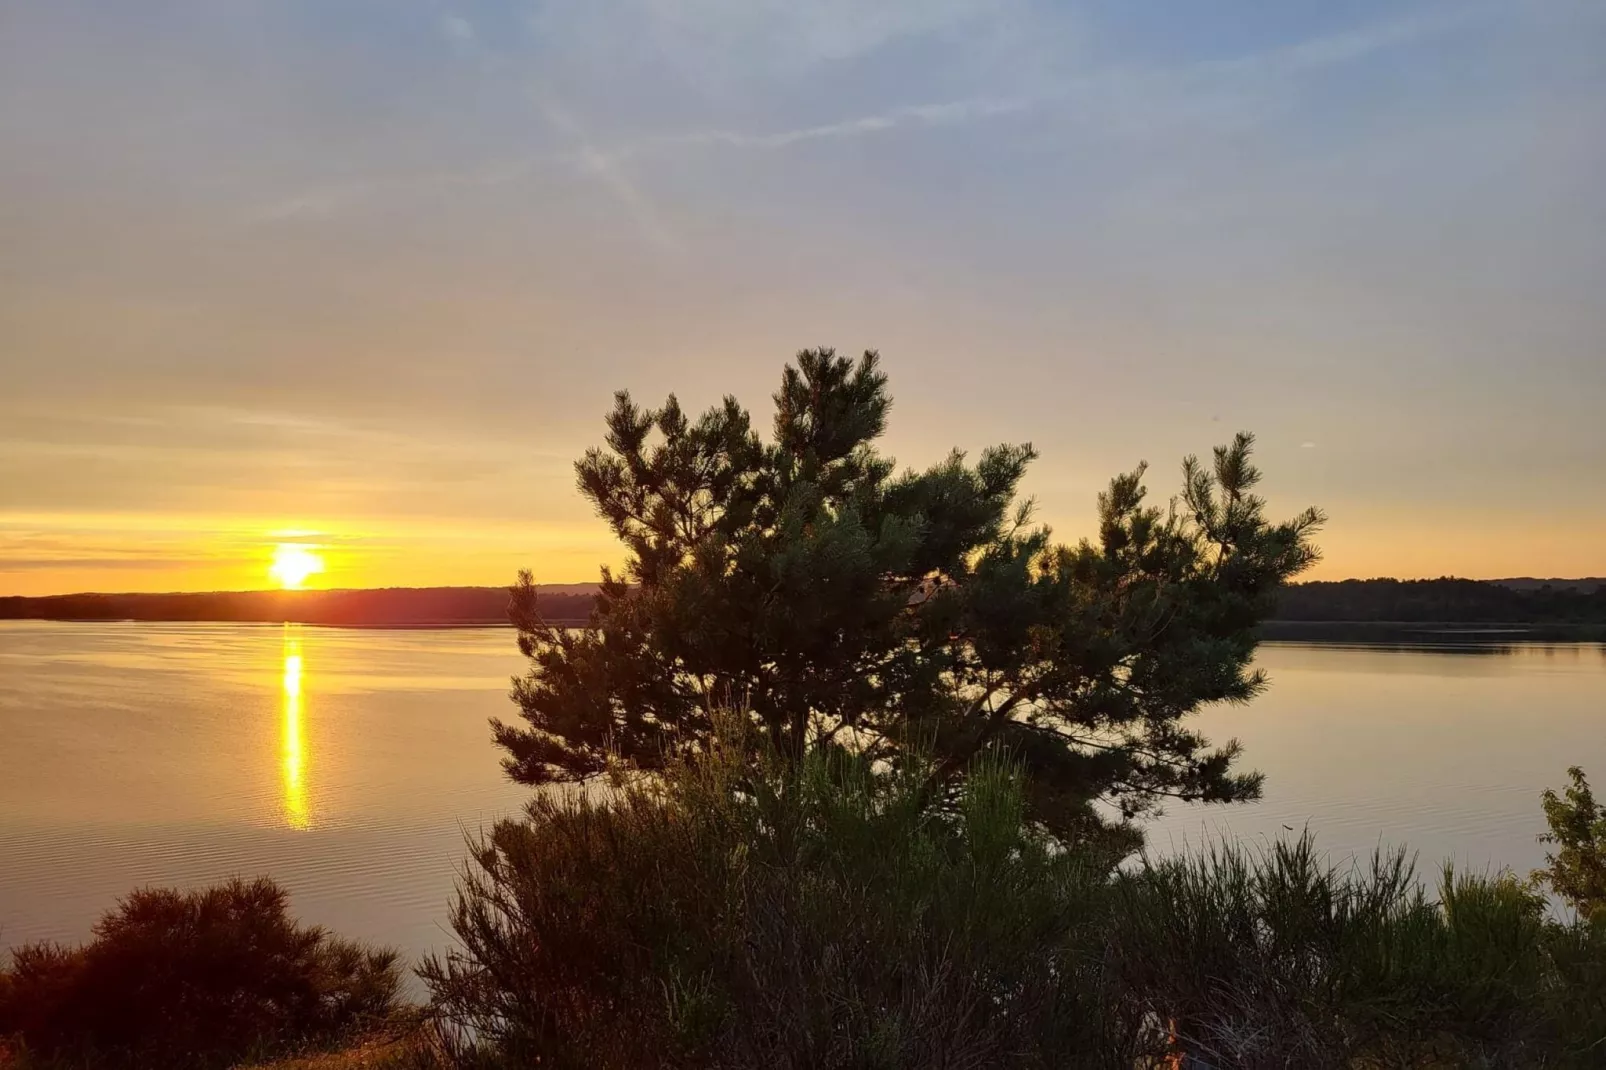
[0,878,399,1070]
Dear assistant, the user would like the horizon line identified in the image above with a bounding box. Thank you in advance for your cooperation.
[5,575,1605,601]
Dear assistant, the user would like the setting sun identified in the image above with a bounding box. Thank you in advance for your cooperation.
[269,543,325,590]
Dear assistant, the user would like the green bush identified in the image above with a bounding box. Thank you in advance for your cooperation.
[1534,766,1606,921]
[0,878,400,1070]
[421,727,1148,1068]
[1107,839,1606,1067]
[422,733,1606,1069]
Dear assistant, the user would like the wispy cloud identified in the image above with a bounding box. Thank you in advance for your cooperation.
[535,0,1001,84]
[531,92,680,253]
[1217,3,1485,77]
[1054,3,1503,140]
[252,181,379,222]
[0,556,182,572]
[231,1,1582,268]
[256,92,1033,223]
[439,13,475,46]
[583,3,1497,165]
[247,158,540,223]
[598,94,1032,164]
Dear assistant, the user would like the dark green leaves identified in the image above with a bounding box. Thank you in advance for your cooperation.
[1534,767,1606,921]
[498,348,1324,851]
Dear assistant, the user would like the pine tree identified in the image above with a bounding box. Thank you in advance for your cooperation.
[496,349,1324,848]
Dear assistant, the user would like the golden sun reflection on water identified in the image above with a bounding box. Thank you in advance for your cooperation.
[281,625,310,828]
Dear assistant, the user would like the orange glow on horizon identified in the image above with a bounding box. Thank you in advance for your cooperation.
[0,508,1599,598]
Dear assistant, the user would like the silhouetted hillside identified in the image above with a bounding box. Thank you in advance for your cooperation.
[1490,577,1606,593]
[0,586,596,628]
[6,577,1605,629]
[1272,578,1606,623]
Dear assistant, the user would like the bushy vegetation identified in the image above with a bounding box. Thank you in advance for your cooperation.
[1114,842,1606,1067]
[0,878,400,1070]
[422,725,1139,1069]
[1534,766,1606,921]
[6,764,1600,1070]
[419,727,1606,1069]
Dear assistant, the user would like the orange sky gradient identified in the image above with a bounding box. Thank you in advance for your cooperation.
[5,487,1603,598]
[3,3,1603,597]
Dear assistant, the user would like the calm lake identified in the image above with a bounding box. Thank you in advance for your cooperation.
[3,621,1604,971]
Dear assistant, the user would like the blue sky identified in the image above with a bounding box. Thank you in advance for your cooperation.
[1,0,1603,592]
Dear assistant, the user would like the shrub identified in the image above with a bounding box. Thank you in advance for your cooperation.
[422,735,1606,1068]
[421,727,1150,1068]
[1540,913,1606,1067]
[0,878,400,1070]
[1108,840,1606,1067]
[1534,766,1606,921]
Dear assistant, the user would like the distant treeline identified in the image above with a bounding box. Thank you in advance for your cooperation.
[4,577,1604,628]
[1273,577,1606,623]
[0,586,595,628]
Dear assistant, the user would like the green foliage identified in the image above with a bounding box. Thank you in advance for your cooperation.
[0,878,400,1070]
[1540,912,1606,1066]
[497,348,1324,848]
[1113,841,1606,1068]
[423,735,1606,1069]
[1534,766,1606,921]
[422,721,1145,1069]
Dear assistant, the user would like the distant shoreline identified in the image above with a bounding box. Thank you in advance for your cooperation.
[5,619,1599,644]
[1260,620,1606,643]
[3,577,1603,633]
[0,586,590,630]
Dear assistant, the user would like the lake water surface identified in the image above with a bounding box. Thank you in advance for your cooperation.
[2,621,1603,969]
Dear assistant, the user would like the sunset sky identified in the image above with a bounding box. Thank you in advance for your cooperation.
[3,0,1603,596]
